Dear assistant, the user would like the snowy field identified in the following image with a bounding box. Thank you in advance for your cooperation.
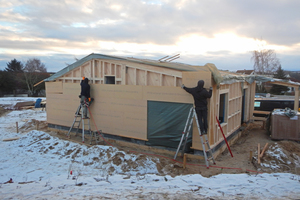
[0,97,300,199]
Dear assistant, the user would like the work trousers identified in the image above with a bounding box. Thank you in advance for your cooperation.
[80,96,93,117]
[195,107,208,134]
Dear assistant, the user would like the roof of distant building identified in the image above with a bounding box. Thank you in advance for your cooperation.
[236,69,254,75]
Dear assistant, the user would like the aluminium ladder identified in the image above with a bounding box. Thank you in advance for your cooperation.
[67,102,92,143]
[90,129,104,145]
[174,107,216,168]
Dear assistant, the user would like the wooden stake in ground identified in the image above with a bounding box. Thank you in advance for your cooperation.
[183,153,187,169]
[16,122,18,133]
[258,143,261,164]
[258,143,268,164]
[260,143,269,158]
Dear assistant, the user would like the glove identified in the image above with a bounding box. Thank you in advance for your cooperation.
[88,98,91,102]
[209,87,213,90]
[181,84,185,89]
[82,77,85,80]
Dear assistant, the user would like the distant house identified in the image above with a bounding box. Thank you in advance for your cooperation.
[236,69,255,75]
[286,77,300,94]
[45,53,261,157]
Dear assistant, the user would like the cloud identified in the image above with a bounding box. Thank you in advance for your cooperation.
[0,0,299,72]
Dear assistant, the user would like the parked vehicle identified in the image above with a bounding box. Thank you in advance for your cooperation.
[255,97,298,110]
[254,97,300,117]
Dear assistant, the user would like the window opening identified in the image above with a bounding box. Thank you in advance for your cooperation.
[219,93,227,123]
[241,89,246,124]
[105,76,115,84]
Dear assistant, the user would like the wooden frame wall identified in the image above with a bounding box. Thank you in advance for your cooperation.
[57,59,183,87]
[192,81,255,150]
[48,58,257,152]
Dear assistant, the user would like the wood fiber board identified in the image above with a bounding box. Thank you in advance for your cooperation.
[47,95,79,111]
[89,109,147,140]
[46,82,63,94]
[91,97,146,113]
[143,86,193,103]
[47,83,194,141]
[191,118,203,150]
[91,109,122,123]
[114,125,147,140]
[182,71,211,88]
[92,84,143,100]
[123,111,146,128]
[47,108,74,126]
[63,82,81,95]
[46,92,81,126]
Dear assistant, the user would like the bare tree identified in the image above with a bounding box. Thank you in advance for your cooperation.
[251,39,280,75]
[23,58,47,96]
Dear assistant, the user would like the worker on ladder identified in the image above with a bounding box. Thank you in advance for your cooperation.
[78,77,94,118]
[181,80,212,134]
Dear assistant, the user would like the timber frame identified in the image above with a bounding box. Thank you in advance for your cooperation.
[57,59,183,87]
[45,53,260,157]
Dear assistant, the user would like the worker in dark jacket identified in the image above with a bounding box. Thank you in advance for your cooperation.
[182,80,212,134]
[79,77,93,118]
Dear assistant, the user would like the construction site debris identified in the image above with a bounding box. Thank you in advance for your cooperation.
[2,137,20,142]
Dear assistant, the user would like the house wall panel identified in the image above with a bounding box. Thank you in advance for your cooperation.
[63,82,81,95]
[98,98,147,113]
[46,82,63,94]
[182,71,212,88]
[86,84,147,140]
[82,63,92,78]
[162,74,174,86]
[92,84,143,100]
[147,71,160,86]
[46,57,257,154]
[136,69,146,85]
[126,67,135,85]
[143,86,193,103]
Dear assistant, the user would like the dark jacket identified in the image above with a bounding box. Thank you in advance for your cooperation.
[80,78,90,98]
[183,80,212,109]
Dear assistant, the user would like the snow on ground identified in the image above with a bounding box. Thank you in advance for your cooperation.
[0,97,300,199]
[0,97,45,109]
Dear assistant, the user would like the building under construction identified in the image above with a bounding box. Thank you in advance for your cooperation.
[44,53,282,157]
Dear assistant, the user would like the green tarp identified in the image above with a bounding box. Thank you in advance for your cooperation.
[146,101,193,150]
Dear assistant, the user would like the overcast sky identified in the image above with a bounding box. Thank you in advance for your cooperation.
[0,0,299,72]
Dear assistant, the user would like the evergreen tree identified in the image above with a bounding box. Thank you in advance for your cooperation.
[3,59,26,94]
[0,70,15,95]
[5,59,23,73]
[270,65,289,95]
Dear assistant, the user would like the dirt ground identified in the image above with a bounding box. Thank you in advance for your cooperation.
[35,119,300,178]
[2,106,300,178]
